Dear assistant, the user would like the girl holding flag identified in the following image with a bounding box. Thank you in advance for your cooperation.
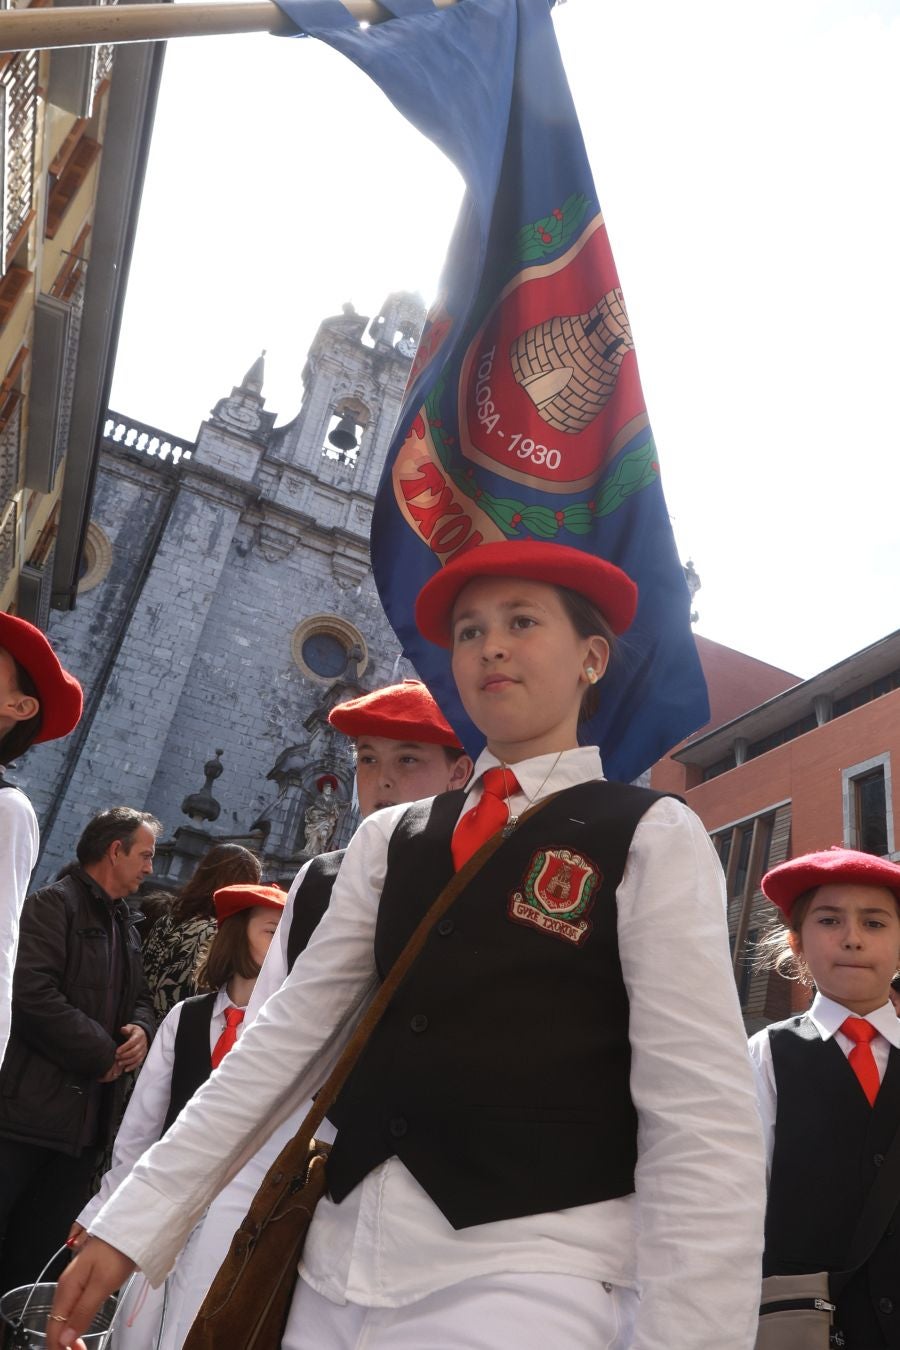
[47,540,765,1350]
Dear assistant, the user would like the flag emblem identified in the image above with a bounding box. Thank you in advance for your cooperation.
[508,847,601,946]
[459,211,648,495]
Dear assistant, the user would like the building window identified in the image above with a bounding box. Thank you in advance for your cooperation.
[302,632,348,679]
[45,121,101,241]
[711,806,786,1014]
[737,927,759,1006]
[1,50,39,272]
[78,521,112,593]
[291,614,368,685]
[730,824,754,899]
[856,771,888,856]
[843,754,894,857]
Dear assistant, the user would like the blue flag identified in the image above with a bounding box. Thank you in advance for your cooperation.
[276,0,709,782]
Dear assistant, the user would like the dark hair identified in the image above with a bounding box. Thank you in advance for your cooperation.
[891,975,900,994]
[195,908,261,990]
[76,807,162,866]
[134,889,174,947]
[556,585,617,723]
[170,843,261,925]
[442,746,467,765]
[0,658,44,762]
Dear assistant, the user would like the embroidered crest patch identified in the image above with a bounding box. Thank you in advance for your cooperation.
[508,848,602,946]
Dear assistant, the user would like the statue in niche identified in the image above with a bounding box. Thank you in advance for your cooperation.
[303,775,341,856]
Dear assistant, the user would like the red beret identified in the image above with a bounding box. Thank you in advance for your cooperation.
[328,679,462,748]
[762,847,900,919]
[213,883,287,923]
[414,541,638,649]
[0,613,82,744]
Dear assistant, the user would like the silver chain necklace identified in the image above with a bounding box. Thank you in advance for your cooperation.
[499,750,564,838]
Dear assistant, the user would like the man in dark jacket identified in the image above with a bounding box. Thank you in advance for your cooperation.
[0,807,159,1293]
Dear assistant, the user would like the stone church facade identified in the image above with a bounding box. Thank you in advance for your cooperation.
[20,293,426,887]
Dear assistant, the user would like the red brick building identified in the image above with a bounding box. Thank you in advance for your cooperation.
[651,631,900,1031]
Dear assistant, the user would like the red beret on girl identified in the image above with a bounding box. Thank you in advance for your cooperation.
[213,884,287,923]
[761,847,900,919]
[328,679,462,748]
[0,612,82,743]
[414,540,638,648]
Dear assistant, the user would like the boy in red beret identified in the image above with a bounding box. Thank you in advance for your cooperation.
[248,678,473,1006]
[750,846,900,1347]
[0,614,82,1072]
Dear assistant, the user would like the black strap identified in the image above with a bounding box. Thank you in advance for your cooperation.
[832,1101,900,1294]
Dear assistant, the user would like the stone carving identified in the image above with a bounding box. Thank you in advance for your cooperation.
[303,775,341,856]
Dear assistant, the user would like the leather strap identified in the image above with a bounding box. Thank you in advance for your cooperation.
[289,791,560,1143]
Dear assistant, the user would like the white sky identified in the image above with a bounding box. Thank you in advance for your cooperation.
[110,0,900,680]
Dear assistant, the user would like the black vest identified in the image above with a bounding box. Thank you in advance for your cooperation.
[765,1015,900,1348]
[286,850,345,972]
[326,780,667,1230]
[162,992,217,1133]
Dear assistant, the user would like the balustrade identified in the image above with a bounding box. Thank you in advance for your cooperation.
[103,411,194,465]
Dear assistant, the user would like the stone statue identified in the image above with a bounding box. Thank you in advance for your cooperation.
[303,776,340,856]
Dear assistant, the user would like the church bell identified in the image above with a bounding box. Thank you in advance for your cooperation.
[328,412,359,452]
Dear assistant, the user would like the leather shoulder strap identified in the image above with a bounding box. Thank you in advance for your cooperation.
[299,790,561,1141]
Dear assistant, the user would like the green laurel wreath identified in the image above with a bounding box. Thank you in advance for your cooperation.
[514,192,591,263]
[424,380,659,540]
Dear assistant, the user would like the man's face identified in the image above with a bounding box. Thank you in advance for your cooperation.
[355,736,471,817]
[106,824,157,899]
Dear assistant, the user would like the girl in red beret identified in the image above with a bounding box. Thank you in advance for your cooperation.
[64,884,285,1349]
[750,847,900,1348]
[48,542,764,1350]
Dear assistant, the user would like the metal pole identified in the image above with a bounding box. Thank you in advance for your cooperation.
[0,0,458,54]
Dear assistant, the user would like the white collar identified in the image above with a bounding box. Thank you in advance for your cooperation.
[213,985,245,1017]
[466,746,605,802]
[809,992,900,1049]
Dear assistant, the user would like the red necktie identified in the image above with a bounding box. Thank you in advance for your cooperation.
[451,767,520,871]
[840,1016,880,1106]
[211,1006,245,1069]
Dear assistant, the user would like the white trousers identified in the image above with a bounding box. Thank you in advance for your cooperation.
[283,1273,638,1350]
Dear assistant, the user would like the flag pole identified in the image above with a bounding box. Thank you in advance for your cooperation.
[0,0,458,54]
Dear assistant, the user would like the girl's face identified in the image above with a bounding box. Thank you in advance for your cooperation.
[245,906,281,969]
[792,883,900,1015]
[450,576,608,763]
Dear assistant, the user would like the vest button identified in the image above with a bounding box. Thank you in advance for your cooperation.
[389,1116,408,1139]
[879,1298,894,1315]
[875,1153,886,1167]
[410,1014,428,1034]
[437,919,454,937]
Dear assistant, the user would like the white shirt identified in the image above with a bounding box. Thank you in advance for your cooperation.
[79,986,245,1228]
[0,781,39,1071]
[748,992,900,1171]
[90,747,766,1350]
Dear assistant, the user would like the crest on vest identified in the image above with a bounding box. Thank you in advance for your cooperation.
[508,848,602,946]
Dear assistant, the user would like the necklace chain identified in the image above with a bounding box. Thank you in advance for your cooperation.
[499,751,564,838]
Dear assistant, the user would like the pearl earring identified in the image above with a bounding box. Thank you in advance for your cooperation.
[585,666,599,685]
